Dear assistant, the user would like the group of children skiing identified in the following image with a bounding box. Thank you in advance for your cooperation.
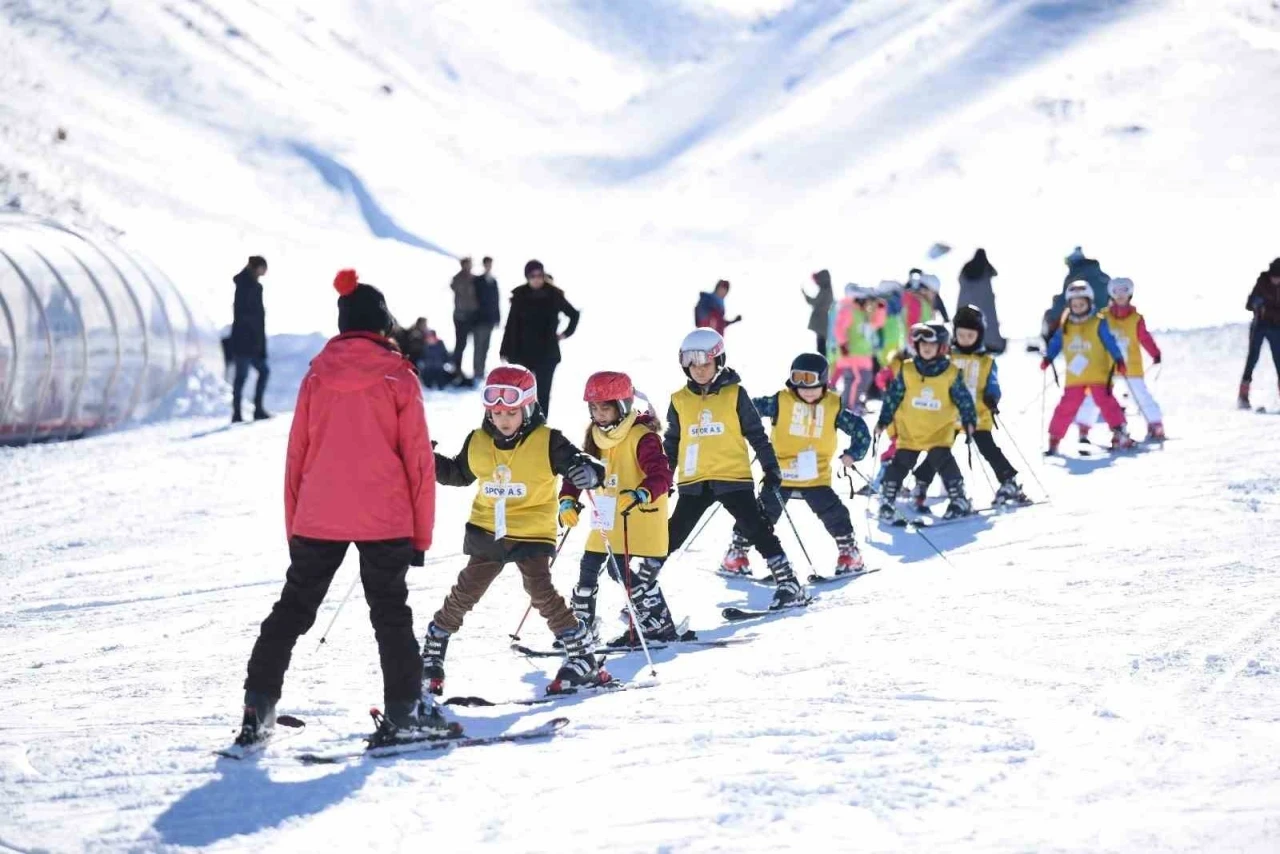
[232,265,1166,754]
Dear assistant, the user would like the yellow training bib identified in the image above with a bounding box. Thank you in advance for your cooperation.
[895,362,961,452]
[950,352,994,432]
[670,384,753,486]
[467,425,557,544]
[585,421,669,558]
[1101,307,1145,379]
[771,389,841,488]
[1061,315,1112,386]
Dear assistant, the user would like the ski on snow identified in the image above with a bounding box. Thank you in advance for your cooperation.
[720,568,880,586]
[296,717,569,764]
[511,634,753,659]
[214,714,306,759]
[722,597,813,622]
[444,679,658,708]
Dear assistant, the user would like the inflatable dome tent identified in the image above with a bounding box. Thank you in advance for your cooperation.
[0,214,221,446]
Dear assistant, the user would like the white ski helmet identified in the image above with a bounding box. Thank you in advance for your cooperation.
[1064,280,1094,316]
[679,327,726,376]
[1107,277,1134,301]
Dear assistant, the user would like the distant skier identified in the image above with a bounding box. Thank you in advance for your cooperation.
[803,270,834,353]
[1042,281,1135,454]
[228,255,270,423]
[421,364,605,696]
[1239,258,1280,410]
[694,279,741,335]
[956,249,1006,354]
[911,308,1028,507]
[557,371,674,648]
[902,269,949,326]
[719,352,871,579]
[874,323,977,521]
[1074,278,1165,441]
[830,284,885,414]
[237,269,441,749]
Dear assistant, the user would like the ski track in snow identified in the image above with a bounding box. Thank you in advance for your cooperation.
[1,326,1279,852]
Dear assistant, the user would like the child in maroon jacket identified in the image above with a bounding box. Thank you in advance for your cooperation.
[237,269,443,751]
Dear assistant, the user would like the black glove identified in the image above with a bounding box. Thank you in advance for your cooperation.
[566,459,601,490]
[761,470,782,494]
[410,550,425,567]
[983,394,999,414]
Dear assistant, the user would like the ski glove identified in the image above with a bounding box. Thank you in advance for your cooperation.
[620,488,651,508]
[566,460,601,490]
[1115,360,1128,377]
[1040,358,1052,371]
[983,394,1000,413]
[558,498,581,529]
[410,550,425,567]
[1152,353,1162,365]
[761,470,783,494]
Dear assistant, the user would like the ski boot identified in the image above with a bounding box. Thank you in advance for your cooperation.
[767,556,807,609]
[1238,382,1252,410]
[718,533,752,577]
[1076,425,1091,448]
[910,480,929,510]
[993,478,1029,506]
[235,690,278,747]
[607,560,681,647]
[877,479,902,522]
[1110,426,1137,451]
[554,585,599,649]
[370,696,457,748]
[420,622,451,696]
[549,619,611,695]
[1145,423,1166,442]
[253,407,272,421]
[834,534,865,576]
[942,481,973,520]
[1045,437,1060,457]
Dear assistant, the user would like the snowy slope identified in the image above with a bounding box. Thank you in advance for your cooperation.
[2,328,1278,852]
[3,0,1279,340]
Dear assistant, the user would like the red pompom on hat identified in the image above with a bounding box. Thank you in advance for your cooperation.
[334,268,359,296]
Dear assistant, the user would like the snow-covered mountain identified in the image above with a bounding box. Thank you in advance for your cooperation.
[3,0,1279,338]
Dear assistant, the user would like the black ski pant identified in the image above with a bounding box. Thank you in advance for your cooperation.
[232,354,269,415]
[245,536,421,703]
[914,430,1016,486]
[1242,321,1280,383]
[659,484,785,575]
[529,361,557,415]
[884,447,962,494]
[452,312,478,380]
[735,485,853,540]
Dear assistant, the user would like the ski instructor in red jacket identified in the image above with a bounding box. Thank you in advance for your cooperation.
[236,268,446,749]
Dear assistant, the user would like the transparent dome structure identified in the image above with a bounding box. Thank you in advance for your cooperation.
[0,214,221,445]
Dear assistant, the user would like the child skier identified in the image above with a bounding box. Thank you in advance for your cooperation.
[1073,277,1165,441]
[557,371,675,648]
[911,308,1029,507]
[1044,281,1135,453]
[830,284,886,414]
[642,328,805,627]
[720,352,872,577]
[875,322,978,521]
[423,365,607,695]
[238,269,442,748]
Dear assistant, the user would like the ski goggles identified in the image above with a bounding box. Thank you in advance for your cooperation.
[679,349,718,368]
[789,368,824,388]
[482,383,534,408]
[909,324,942,345]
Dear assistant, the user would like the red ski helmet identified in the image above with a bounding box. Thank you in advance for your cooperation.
[482,365,538,419]
[583,371,635,426]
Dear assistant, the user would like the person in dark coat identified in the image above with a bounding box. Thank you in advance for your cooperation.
[694,279,741,335]
[804,270,834,353]
[1240,258,1280,408]
[229,255,270,422]
[956,249,1006,354]
[449,258,479,386]
[473,256,501,380]
[420,329,452,390]
[1041,247,1111,349]
[498,260,580,415]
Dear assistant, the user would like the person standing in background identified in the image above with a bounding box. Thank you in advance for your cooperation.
[694,279,741,335]
[450,257,479,386]
[499,260,580,415]
[804,269,834,354]
[956,249,1006,354]
[474,256,501,380]
[229,255,270,423]
[1240,257,1280,409]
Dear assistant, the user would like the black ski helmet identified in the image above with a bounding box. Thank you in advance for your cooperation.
[953,304,986,351]
[786,352,829,390]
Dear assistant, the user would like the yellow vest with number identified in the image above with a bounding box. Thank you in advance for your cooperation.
[950,352,995,432]
[671,384,753,486]
[585,423,669,558]
[467,425,557,544]
[772,389,841,488]
[895,362,961,452]
[1100,307,1146,378]
[1061,315,1112,387]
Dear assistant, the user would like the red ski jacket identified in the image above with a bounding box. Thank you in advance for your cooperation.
[285,332,435,550]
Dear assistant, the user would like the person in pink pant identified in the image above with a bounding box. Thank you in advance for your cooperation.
[1043,282,1135,454]
[830,285,886,415]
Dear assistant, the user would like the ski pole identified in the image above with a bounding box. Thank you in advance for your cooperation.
[619,496,642,648]
[586,491,656,678]
[317,571,361,649]
[994,413,1050,499]
[773,486,815,576]
[1039,368,1048,447]
[509,526,573,642]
